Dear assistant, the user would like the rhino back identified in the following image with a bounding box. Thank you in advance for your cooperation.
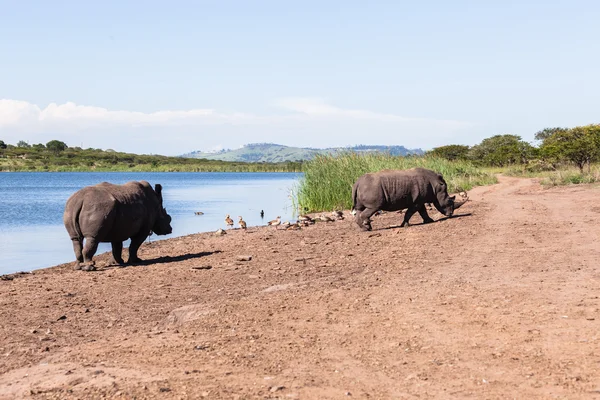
[357,169,438,210]
[66,181,159,243]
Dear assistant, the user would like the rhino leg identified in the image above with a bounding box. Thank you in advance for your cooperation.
[127,233,147,264]
[357,208,378,231]
[71,238,84,265]
[400,205,419,227]
[111,241,125,265]
[78,237,98,271]
[417,205,434,224]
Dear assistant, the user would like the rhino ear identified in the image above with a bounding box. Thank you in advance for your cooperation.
[155,184,163,202]
[450,195,456,200]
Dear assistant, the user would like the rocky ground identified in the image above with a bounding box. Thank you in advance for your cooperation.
[1,176,599,399]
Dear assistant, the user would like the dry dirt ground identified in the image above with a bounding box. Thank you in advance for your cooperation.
[1,176,600,399]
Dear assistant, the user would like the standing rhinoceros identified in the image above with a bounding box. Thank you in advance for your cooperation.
[352,168,467,231]
[63,181,172,270]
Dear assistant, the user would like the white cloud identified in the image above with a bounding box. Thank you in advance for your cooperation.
[0,98,475,155]
[274,97,468,127]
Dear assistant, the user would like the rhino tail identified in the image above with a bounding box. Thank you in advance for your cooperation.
[65,197,84,241]
[351,183,358,213]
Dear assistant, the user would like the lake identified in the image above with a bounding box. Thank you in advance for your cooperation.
[0,172,302,275]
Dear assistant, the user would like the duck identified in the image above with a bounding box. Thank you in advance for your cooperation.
[194,211,204,215]
[281,221,291,228]
[267,216,281,228]
[260,210,265,218]
[319,214,335,223]
[331,210,344,220]
[286,223,301,230]
[238,216,247,230]
[298,214,314,223]
[215,228,227,236]
[225,214,234,228]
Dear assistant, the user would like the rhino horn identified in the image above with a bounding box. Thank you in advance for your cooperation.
[453,195,469,210]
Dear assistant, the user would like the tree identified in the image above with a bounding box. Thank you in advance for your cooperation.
[427,145,470,161]
[32,143,46,150]
[534,127,568,142]
[540,124,600,173]
[46,140,68,154]
[469,134,536,167]
[17,140,31,148]
[0,140,6,149]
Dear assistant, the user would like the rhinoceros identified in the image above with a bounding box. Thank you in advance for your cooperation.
[351,168,467,231]
[63,181,172,270]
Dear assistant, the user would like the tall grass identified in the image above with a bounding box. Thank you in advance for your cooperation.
[295,153,497,212]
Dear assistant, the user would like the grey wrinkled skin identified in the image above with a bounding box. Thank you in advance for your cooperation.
[63,181,173,269]
[351,168,466,231]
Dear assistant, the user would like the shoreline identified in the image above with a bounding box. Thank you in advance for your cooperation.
[2,177,600,398]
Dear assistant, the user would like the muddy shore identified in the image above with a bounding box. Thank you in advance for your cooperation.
[1,176,599,399]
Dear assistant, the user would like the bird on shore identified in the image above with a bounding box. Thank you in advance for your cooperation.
[286,223,301,230]
[281,221,291,228]
[318,214,335,222]
[332,210,344,220]
[298,214,314,223]
[194,211,204,215]
[260,210,264,218]
[225,214,234,228]
[238,216,247,230]
[268,216,281,228]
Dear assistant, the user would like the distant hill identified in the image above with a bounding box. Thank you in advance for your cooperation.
[181,143,423,163]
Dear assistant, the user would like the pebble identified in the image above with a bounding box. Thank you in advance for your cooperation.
[270,385,285,392]
[235,255,253,261]
[191,265,212,270]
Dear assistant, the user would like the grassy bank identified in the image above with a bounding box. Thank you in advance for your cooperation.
[504,164,600,186]
[0,147,302,172]
[296,153,497,212]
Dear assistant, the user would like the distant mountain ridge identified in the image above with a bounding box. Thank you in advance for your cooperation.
[181,143,423,163]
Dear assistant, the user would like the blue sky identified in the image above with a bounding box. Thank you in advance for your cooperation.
[1,0,599,155]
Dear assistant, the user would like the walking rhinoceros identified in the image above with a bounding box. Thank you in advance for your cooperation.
[63,181,172,270]
[351,168,467,231]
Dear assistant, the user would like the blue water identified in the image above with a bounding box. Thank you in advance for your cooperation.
[0,172,302,274]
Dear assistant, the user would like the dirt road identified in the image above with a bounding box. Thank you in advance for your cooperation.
[1,176,599,399]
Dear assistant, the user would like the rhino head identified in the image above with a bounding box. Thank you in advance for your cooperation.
[433,179,468,217]
[152,184,173,235]
[440,195,468,217]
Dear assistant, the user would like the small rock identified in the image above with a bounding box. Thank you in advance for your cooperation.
[30,329,38,334]
[57,315,67,321]
[270,385,285,392]
[159,388,171,393]
[236,255,253,261]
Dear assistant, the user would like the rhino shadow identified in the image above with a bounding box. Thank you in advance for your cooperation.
[137,250,223,265]
[377,212,473,231]
[100,250,222,269]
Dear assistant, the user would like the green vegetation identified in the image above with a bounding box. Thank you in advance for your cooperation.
[0,141,302,172]
[505,164,600,186]
[295,153,497,212]
[428,123,600,186]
